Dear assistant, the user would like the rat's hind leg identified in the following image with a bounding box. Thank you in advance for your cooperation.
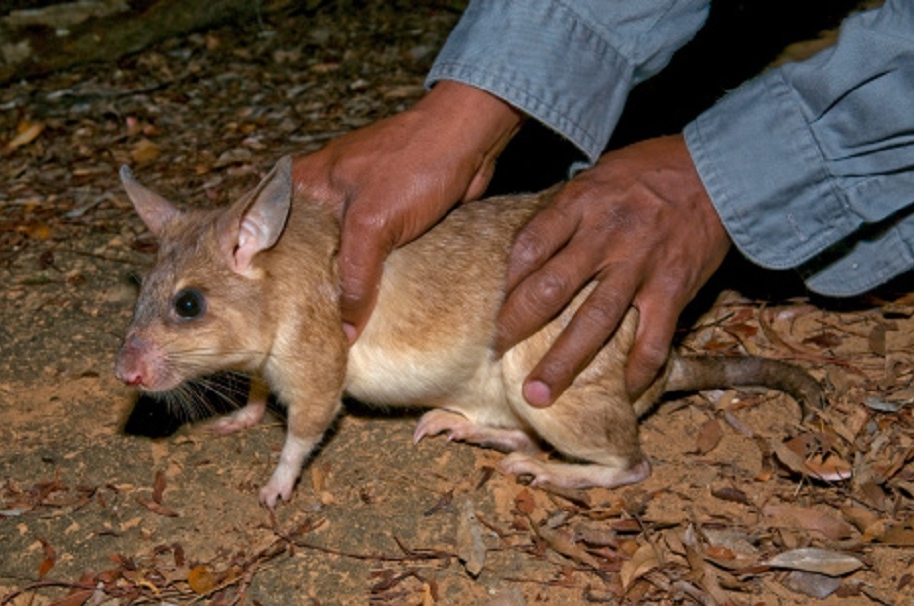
[208,377,270,435]
[499,384,651,490]
[414,409,541,454]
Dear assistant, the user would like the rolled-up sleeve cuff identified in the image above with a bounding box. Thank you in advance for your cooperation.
[685,70,914,296]
[426,1,633,163]
[684,72,860,272]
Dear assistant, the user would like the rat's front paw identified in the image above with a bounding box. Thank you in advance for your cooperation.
[259,481,292,509]
[258,433,315,507]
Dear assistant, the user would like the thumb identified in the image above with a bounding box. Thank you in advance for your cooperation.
[337,213,393,341]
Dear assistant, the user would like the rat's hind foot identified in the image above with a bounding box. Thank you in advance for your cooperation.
[209,402,265,435]
[498,452,651,490]
[413,409,540,454]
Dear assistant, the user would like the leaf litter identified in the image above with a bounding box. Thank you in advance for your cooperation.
[1,1,912,604]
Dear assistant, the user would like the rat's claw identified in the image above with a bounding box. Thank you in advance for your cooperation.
[259,482,290,509]
[413,409,469,443]
[413,409,540,453]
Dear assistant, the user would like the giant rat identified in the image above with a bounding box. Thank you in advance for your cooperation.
[115,156,823,508]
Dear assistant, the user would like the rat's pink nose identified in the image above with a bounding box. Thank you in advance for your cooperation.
[115,335,150,387]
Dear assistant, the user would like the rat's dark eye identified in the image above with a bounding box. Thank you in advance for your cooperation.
[173,288,206,319]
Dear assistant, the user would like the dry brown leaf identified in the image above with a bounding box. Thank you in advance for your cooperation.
[773,437,852,482]
[537,525,602,569]
[762,504,854,540]
[765,547,864,576]
[420,583,436,606]
[152,470,166,504]
[876,519,914,545]
[726,321,759,340]
[609,518,643,533]
[136,496,179,517]
[803,453,853,482]
[25,222,52,240]
[679,524,743,602]
[173,542,186,567]
[868,324,887,356]
[722,410,754,437]
[37,536,55,579]
[5,120,44,152]
[576,526,619,548]
[802,331,844,349]
[693,417,723,455]
[620,542,659,591]
[782,570,842,599]
[710,485,752,506]
[618,538,640,557]
[841,505,880,534]
[705,544,735,560]
[456,499,486,577]
[514,488,535,515]
[131,138,161,164]
[48,590,96,606]
[187,564,217,594]
[772,438,808,474]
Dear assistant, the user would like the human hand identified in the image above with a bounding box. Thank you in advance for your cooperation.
[495,135,731,406]
[293,81,523,340]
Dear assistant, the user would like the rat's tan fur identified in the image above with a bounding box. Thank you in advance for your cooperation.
[116,156,822,507]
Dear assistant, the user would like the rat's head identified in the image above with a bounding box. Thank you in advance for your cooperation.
[115,157,293,393]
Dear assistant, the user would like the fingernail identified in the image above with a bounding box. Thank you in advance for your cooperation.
[342,322,358,343]
[523,380,552,407]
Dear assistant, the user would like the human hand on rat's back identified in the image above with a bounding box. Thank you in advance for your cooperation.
[495,135,732,406]
[294,81,730,410]
[292,80,523,341]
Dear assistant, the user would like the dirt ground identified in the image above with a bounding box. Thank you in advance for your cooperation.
[1,2,912,605]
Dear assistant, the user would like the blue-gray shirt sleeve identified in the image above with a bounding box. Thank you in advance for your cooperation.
[426,0,709,163]
[685,0,914,296]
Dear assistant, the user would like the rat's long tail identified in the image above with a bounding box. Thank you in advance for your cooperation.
[665,355,825,419]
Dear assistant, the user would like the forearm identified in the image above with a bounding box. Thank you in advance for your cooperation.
[685,0,914,296]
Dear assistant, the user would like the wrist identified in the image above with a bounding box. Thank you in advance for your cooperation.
[420,80,524,154]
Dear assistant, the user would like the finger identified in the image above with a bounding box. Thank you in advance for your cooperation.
[495,208,578,353]
[503,200,576,293]
[495,234,599,355]
[522,274,637,407]
[337,210,394,340]
[624,292,679,399]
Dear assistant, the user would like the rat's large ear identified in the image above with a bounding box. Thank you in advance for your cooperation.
[120,166,180,238]
[221,155,293,274]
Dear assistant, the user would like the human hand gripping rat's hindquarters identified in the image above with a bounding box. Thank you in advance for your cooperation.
[495,135,733,406]
[294,83,730,409]
[292,80,523,341]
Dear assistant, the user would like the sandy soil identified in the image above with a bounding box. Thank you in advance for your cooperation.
[1,2,911,604]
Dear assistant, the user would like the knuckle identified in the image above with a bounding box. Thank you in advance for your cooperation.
[575,298,620,332]
[575,281,631,331]
[511,228,550,267]
[637,341,670,371]
[345,205,390,234]
[525,269,574,311]
[540,355,578,386]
